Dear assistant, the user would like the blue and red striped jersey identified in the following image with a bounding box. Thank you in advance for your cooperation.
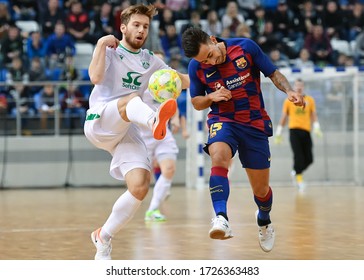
[188,38,277,136]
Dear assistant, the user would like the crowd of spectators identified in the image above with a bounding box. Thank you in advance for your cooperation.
[1,0,364,134]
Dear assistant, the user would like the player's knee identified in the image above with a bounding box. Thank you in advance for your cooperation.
[128,175,150,200]
[211,156,231,168]
[162,164,175,179]
[129,184,149,200]
[253,185,270,198]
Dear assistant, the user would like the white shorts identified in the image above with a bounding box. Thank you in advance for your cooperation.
[141,127,179,163]
[84,99,151,180]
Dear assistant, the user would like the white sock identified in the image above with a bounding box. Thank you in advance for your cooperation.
[101,190,141,241]
[126,96,155,129]
[148,175,172,211]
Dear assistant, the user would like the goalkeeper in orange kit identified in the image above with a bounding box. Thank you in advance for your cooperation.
[275,78,322,190]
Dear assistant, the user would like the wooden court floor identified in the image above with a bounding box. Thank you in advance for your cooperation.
[0,184,363,260]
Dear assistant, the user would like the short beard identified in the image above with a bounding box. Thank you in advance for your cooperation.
[124,32,147,50]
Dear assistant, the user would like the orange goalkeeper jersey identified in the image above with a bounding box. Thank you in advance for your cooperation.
[282,95,316,132]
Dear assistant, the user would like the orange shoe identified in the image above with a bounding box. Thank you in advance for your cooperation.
[152,99,177,140]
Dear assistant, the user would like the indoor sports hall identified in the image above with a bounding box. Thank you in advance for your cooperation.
[0,68,363,261]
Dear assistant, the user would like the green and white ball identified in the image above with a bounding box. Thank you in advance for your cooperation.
[148,69,182,103]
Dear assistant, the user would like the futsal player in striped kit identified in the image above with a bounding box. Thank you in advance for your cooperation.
[181,27,305,252]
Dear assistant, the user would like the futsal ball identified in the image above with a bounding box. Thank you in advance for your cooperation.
[148,69,182,103]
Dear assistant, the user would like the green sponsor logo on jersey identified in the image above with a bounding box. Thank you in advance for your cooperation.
[122,72,142,90]
[86,113,101,121]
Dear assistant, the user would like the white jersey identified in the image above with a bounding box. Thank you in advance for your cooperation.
[89,43,168,108]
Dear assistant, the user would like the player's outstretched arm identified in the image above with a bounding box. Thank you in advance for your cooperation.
[176,72,190,89]
[89,35,120,84]
[269,70,305,107]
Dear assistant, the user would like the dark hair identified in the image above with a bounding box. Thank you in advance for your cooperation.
[181,27,210,58]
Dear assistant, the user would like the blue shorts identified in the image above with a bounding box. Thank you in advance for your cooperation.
[203,122,271,169]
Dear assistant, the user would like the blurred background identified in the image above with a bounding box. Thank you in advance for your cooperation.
[0,0,364,188]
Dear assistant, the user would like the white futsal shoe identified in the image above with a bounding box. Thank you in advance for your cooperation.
[209,215,233,240]
[91,228,112,260]
[255,210,275,252]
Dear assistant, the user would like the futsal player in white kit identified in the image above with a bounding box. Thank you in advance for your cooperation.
[141,88,180,222]
[84,4,190,260]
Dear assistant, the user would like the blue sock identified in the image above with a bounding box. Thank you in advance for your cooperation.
[210,166,230,219]
[254,187,273,225]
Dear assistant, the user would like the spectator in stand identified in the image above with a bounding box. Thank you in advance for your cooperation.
[28,57,48,96]
[113,0,131,39]
[46,22,76,69]
[34,83,57,131]
[9,84,35,135]
[336,53,355,67]
[8,57,25,82]
[37,0,50,20]
[269,48,290,68]
[260,0,279,15]
[272,0,294,40]
[285,0,306,15]
[0,92,7,116]
[253,20,281,55]
[160,23,183,63]
[10,0,37,21]
[60,55,78,82]
[39,0,65,38]
[345,55,354,67]
[165,0,189,20]
[84,0,105,18]
[169,54,187,74]
[0,2,11,40]
[293,48,314,68]
[190,0,209,19]
[180,10,203,35]
[321,0,347,40]
[26,31,47,66]
[236,0,260,19]
[353,29,364,65]
[250,5,268,38]
[273,0,305,56]
[204,9,222,37]
[158,7,176,38]
[65,0,93,43]
[313,0,325,14]
[235,22,252,38]
[61,84,87,129]
[339,0,357,11]
[92,2,115,40]
[255,19,296,59]
[346,2,364,42]
[0,24,23,68]
[304,24,336,66]
[151,0,165,10]
[6,57,35,134]
[299,0,321,35]
[221,1,245,37]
